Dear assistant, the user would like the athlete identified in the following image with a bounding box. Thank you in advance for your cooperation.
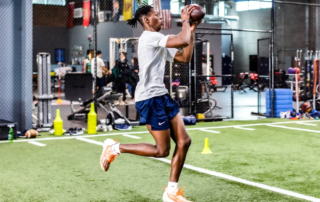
[100,3,198,202]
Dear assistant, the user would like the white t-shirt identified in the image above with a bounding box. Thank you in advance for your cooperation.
[135,31,178,102]
[91,57,105,78]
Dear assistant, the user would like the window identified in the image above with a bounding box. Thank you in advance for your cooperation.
[236,0,272,11]
[32,0,66,6]
[170,0,184,15]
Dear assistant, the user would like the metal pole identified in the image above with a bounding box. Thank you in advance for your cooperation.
[94,0,98,108]
[257,39,260,114]
[230,34,234,119]
[271,0,275,118]
[194,33,197,115]
[268,38,272,117]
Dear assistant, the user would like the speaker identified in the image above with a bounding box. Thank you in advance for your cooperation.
[249,55,258,72]
[65,73,93,102]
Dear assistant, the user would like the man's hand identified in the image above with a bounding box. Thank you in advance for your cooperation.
[181,5,194,21]
[190,22,199,32]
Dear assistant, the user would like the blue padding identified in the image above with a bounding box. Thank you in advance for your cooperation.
[266,95,293,101]
[265,89,293,96]
[266,100,292,106]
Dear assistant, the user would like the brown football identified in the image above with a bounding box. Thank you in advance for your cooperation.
[190,4,205,24]
[25,129,38,138]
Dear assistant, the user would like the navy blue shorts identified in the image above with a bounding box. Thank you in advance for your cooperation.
[136,94,180,131]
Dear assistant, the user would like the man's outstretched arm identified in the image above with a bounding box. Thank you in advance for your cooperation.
[173,23,198,63]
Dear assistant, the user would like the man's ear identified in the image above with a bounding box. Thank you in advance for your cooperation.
[143,16,150,25]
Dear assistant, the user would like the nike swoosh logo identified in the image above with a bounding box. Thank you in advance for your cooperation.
[159,121,166,125]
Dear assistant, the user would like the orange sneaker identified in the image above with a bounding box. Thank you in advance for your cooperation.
[162,187,193,202]
[100,139,119,172]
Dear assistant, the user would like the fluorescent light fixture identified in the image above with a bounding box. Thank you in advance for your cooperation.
[32,0,66,6]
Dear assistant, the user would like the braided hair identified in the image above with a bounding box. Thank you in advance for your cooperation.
[127,2,153,28]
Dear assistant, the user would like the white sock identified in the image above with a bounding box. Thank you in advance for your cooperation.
[167,182,178,193]
[111,143,121,154]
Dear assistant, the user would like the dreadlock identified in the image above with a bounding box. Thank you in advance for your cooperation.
[127,2,153,28]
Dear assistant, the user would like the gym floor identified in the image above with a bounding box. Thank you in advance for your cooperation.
[1,119,320,202]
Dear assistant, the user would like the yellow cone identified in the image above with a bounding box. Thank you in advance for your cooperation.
[53,109,63,136]
[201,138,212,154]
[87,103,97,134]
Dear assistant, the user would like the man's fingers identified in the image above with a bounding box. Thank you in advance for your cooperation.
[188,7,195,14]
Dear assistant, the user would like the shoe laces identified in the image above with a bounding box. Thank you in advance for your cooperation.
[105,146,119,162]
[176,187,186,198]
[163,186,186,199]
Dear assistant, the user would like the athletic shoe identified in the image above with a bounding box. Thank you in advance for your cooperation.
[68,127,83,136]
[100,139,119,172]
[107,125,113,132]
[75,127,83,135]
[114,124,132,131]
[63,128,76,136]
[114,118,125,125]
[163,187,192,202]
[63,128,71,136]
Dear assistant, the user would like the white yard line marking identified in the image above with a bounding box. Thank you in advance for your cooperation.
[296,122,318,126]
[152,158,320,202]
[186,120,320,131]
[200,129,221,134]
[1,120,319,144]
[122,134,142,139]
[266,124,320,133]
[28,141,46,147]
[0,132,150,144]
[76,137,104,146]
[75,135,320,202]
[234,126,255,131]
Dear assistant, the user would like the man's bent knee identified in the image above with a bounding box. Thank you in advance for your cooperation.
[177,135,191,150]
[155,148,170,157]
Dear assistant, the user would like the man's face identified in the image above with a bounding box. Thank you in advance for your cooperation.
[148,9,162,31]
[120,53,126,60]
[98,54,102,58]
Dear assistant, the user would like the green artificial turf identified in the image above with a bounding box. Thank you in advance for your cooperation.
[0,119,319,201]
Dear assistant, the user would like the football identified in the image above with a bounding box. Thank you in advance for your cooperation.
[190,4,205,24]
[25,129,38,138]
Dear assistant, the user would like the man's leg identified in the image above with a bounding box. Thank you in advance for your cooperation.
[127,79,136,99]
[168,113,191,182]
[100,126,171,171]
[119,125,170,157]
[161,113,192,202]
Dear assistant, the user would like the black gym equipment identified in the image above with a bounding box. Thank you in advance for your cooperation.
[65,73,139,126]
[192,32,235,120]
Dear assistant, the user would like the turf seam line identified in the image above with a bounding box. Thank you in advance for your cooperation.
[151,158,320,202]
[28,141,46,147]
[200,129,221,133]
[266,124,320,133]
